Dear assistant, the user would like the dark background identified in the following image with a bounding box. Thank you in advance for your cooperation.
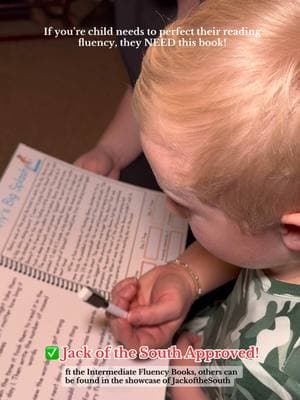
[0,0,127,175]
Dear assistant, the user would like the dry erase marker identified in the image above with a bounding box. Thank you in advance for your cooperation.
[78,286,128,319]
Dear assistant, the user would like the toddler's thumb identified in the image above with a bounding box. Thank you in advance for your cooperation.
[128,300,180,326]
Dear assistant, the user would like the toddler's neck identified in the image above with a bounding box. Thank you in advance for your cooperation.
[264,263,300,285]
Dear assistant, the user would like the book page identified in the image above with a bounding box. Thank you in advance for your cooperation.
[0,267,166,400]
[0,144,188,292]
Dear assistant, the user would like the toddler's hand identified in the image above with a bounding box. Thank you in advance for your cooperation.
[108,264,196,350]
[170,332,208,400]
[74,144,120,179]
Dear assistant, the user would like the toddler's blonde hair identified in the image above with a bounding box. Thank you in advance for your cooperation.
[134,0,300,233]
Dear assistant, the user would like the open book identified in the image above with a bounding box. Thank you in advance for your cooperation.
[0,144,188,400]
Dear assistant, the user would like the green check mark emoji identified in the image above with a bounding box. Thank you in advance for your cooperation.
[45,346,59,360]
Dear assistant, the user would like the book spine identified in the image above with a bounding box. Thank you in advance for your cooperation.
[0,256,108,299]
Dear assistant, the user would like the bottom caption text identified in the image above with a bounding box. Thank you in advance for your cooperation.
[62,366,243,387]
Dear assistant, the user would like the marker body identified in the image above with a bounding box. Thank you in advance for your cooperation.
[106,303,128,319]
[78,286,128,319]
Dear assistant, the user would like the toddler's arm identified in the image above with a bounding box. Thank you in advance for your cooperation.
[75,86,142,178]
[109,241,240,349]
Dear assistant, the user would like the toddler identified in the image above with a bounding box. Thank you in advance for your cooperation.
[109,0,300,398]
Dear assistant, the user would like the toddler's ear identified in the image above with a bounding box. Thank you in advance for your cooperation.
[280,214,300,252]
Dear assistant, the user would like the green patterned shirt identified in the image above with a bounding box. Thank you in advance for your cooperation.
[187,269,300,400]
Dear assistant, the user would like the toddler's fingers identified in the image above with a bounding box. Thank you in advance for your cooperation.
[74,157,83,167]
[74,153,113,175]
[111,278,138,312]
[107,167,120,180]
[111,285,137,311]
[111,277,138,299]
[171,332,203,369]
[128,298,181,326]
[108,315,140,349]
